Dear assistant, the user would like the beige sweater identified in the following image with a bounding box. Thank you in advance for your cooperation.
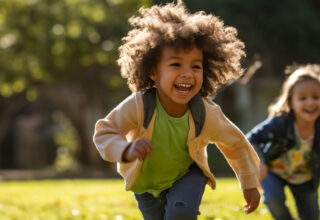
[93,91,260,191]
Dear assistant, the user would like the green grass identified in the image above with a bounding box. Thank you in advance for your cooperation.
[0,178,298,220]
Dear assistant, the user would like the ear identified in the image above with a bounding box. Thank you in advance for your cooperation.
[149,68,157,81]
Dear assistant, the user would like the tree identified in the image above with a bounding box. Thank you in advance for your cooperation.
[0,0,151,166]
[161,0,320,75]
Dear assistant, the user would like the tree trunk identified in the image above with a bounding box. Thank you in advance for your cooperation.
[0,94,27,168]
[43,84,92,166]
[69,107,91,166]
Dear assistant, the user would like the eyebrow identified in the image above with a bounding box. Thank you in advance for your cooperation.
[167,56,203,62]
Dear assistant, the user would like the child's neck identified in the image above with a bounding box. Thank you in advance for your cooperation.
[294,118,315,139]
[163,104,188,117]
[156,92,189,117]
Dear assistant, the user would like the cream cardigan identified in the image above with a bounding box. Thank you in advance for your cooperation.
[93,91,260,191]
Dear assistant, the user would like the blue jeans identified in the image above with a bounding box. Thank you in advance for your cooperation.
[261,172,319,220]
[134,163,208,220]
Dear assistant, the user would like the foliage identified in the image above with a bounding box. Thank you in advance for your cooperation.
[0,0,152,166]
[1,0,319,169]
[154,0,320,76]
[52,111,78,172]
[0,178,302,220]
[0,0,151,97]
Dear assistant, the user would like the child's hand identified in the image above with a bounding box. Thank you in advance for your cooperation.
[243,187,260,214]
[259,163,268,182]
[123,138,153,162]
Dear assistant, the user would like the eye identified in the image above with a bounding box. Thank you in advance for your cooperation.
[298,96,306,101]
[193,64,202,70]
[170,62,180,67]
[313,95,320,100]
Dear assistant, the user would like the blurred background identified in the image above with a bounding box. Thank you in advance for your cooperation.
[0,0,319,179]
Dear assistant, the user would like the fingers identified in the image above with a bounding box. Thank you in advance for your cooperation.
[139,138,153,158]
[244,200,259,214]
[243,188,261,214]
[129,138,153,161]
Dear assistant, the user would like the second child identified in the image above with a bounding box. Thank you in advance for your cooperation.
[247,64,320,220]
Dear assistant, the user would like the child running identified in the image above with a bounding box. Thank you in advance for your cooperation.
[94,1,260,219]
[247,64,320,220]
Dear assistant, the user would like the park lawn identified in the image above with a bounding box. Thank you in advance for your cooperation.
[0,178,297,220]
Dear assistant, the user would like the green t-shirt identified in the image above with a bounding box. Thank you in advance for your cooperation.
[131,94,193,197]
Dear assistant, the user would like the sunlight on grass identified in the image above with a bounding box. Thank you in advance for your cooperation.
[0,178,301,220]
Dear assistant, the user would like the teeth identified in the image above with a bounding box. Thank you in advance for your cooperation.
[176,84,191,88]
[305,109,316,112]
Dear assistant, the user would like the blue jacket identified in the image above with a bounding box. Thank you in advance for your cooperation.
[246,114,320,190]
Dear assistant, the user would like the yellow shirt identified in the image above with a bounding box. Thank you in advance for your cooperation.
[270,135,312,184]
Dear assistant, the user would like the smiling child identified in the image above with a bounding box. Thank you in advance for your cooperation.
[94,1,260,219]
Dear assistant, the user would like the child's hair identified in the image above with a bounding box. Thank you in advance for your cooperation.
[117,0,246,97]
[268,63,320,116]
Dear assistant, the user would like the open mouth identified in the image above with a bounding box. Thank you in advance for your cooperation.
[304,109,317,113]
[174,83,192,92]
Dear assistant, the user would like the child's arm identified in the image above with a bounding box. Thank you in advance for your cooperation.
[93,93,143,163]
[204,102,261,212]
[246,115,284,164]
[205,104,260,189]
[243,188,260,213]
[246,116,281,181]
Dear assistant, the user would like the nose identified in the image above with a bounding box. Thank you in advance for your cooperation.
[306,98,317,106]
[181,67,193,78]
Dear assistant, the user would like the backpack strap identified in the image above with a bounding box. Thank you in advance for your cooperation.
[189,93,205,137]
[142,88,205,137]
[142,88,156,129]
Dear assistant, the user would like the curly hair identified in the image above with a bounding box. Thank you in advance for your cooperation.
[268,63,320,116]
[117,0,246,97]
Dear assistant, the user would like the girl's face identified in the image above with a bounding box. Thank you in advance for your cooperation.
[150,46,203,117]
[291,79,320,124]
